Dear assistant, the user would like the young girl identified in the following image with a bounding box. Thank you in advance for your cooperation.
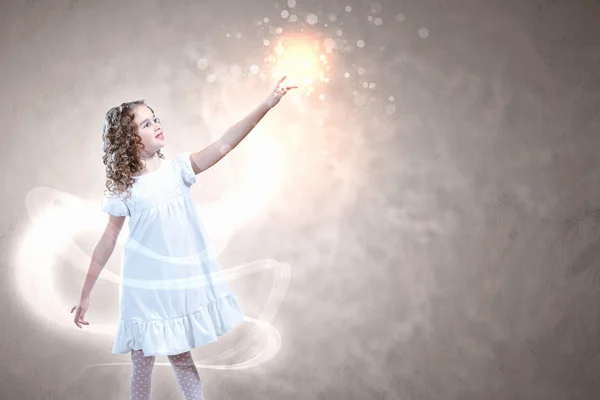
[70,76,297,400]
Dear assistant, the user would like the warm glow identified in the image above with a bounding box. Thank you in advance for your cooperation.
[266,35,332,91]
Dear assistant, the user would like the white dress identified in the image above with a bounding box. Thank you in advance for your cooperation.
[101,152,244,357]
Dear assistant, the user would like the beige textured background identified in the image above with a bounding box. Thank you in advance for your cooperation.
[1,0,600,399]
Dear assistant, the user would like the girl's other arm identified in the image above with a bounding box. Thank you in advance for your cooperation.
[79,215,125,299]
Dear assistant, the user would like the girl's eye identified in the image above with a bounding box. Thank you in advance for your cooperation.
[144,118,160,128]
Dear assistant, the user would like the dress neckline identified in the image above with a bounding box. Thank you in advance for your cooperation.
[133,157,164,179]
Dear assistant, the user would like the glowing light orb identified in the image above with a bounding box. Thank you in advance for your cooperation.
[265,35,333,92]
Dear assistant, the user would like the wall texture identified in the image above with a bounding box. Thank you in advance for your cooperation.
[1,0,599,399]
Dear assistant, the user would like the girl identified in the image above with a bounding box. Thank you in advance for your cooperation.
[70,76,297,400]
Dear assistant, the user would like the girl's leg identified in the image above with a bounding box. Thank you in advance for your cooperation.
[167,351,204,400]
[130,349,155,400]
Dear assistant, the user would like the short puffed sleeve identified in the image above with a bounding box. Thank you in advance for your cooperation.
[174,152,197,187]
[102,191,130,217]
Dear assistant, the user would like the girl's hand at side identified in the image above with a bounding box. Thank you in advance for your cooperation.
[70,296,90,329]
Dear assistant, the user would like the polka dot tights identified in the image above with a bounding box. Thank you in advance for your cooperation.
[168,351,204,399]
[130,349,155,400]
[129,349,204,400]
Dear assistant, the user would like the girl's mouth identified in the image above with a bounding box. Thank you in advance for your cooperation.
[156,133,164,140]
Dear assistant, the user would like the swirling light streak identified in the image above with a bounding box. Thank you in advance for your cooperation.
[17,173,290,373]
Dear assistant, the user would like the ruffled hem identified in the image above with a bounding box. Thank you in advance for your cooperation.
[111,294,244,356]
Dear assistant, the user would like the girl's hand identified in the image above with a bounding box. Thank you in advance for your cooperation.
[265,75,298,109]
[70,296,90,329]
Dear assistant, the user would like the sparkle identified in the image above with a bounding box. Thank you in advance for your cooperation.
[307,14,318,25]
[323,38,335,50]
[196,59,208,70]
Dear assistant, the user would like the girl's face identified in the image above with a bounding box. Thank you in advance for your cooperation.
[133,105,165,156]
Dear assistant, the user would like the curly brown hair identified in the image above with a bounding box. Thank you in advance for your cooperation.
[102,100,165,200]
